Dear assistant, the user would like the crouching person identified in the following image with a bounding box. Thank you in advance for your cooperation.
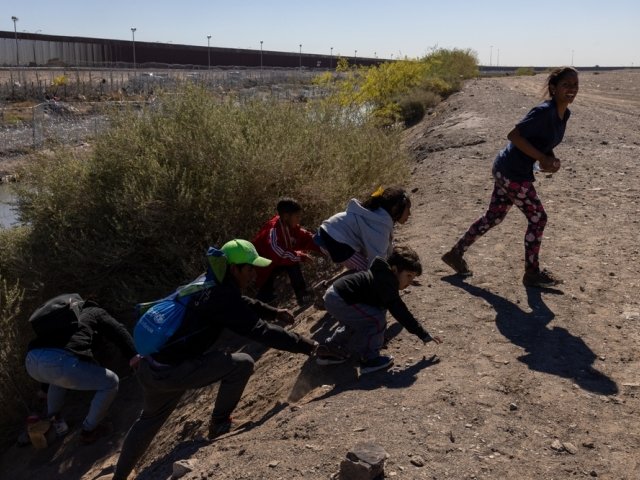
[111,239,324,480]
[317,245,442,374]
[25,295,138,445]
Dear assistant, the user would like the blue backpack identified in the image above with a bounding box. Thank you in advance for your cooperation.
[133,247,227,355]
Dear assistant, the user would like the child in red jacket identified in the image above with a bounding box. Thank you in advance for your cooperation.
[252,198,321,306]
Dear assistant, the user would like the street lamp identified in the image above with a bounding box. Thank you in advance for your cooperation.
[131,27,137,69]
[354,49,357,65]
[207,35,211,69]
[330,46,333,69]
[299,44,302,69]
[260,40,263,71]
[11,16,19,66]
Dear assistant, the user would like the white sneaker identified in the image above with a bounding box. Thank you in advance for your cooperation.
[51,417,69,437]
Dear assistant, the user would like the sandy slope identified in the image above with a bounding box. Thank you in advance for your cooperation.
[2,70,639,480]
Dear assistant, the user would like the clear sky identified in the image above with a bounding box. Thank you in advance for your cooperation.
[4,0,639,67]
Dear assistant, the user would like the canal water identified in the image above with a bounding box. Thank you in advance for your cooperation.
[0,183,19,228]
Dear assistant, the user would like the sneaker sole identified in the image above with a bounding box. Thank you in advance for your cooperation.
[360,359,394,375]
[523,281,560,288]
[316,357,348,366]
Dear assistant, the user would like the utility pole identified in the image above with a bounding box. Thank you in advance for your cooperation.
[11,16,19,65]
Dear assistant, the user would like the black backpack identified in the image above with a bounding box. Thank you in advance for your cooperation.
[28,293,85,337]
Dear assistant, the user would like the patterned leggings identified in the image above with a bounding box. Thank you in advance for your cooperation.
[453,172,547,273]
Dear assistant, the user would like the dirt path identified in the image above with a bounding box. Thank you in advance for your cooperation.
[2,70,639,480]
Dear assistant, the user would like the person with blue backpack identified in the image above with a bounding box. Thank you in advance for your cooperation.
[111,239,339,480]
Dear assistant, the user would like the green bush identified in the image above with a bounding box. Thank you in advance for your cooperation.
[317,48,478,126]
[0,274,28,448]
[10,85,409,309]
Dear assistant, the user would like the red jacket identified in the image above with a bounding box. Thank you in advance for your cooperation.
[252,215,320,287]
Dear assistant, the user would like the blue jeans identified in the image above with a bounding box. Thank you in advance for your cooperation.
[25,348,119,431]
[323,286,387,361]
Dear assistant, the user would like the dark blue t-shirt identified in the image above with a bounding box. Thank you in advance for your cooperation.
[492,99,570,182]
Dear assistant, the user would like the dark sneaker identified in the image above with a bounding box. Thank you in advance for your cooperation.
[80,422,112,445]
[296,292,314,308]
[522,269,563,288]
[315,344,349,366]
[207,417,252,440]
[360,355,394,375]
[441,249,472,277]
[208,419,232,439]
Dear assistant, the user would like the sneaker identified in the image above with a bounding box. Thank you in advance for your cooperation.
[51,417,69,437]
[296,291,314,308]
[360,355,394,375]
[522,268,563,288]
[207,417,252,440]
[441,249,472,277]
[315,344,349,366]
[80,422,112,445]
[208,419,232,439]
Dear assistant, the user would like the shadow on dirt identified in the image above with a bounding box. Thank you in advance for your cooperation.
[441,275,618,395]
[287,353,440,404]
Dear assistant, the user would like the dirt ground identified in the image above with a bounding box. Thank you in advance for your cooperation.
[1,70,640,480]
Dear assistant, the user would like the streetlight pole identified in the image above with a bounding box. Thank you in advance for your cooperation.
[260,40,263,71]
[131,27,137,70]
[207,35,211,69]
[11,16,19,66]
[354,49,357,65]
[330,47,333,69]
[299,44,302,70]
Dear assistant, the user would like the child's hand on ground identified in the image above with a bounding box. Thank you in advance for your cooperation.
[276,309,295,324]
[422,334,442,345]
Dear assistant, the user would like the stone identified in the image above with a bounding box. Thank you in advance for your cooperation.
[338,442,388,480]
[550,439,564,452]
[172,459,196,478]
[410,455,425,467]
[563,442,578,455]
[509,403,518,411]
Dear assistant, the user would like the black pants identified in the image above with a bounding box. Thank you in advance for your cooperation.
[113,352,254,479]
[256,265,307,303]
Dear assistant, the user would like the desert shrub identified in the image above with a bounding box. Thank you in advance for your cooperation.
[0,274,29,448]
[515,67,535,76]
[396,98,425,127]
[10,85,408,309]
[319,48,478,126]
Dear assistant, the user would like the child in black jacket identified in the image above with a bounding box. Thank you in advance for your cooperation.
[318,245,442,374]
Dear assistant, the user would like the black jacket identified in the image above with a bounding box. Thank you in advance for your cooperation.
[152,274,316,365]
[28,306,136,362]
[333,257,433,342]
